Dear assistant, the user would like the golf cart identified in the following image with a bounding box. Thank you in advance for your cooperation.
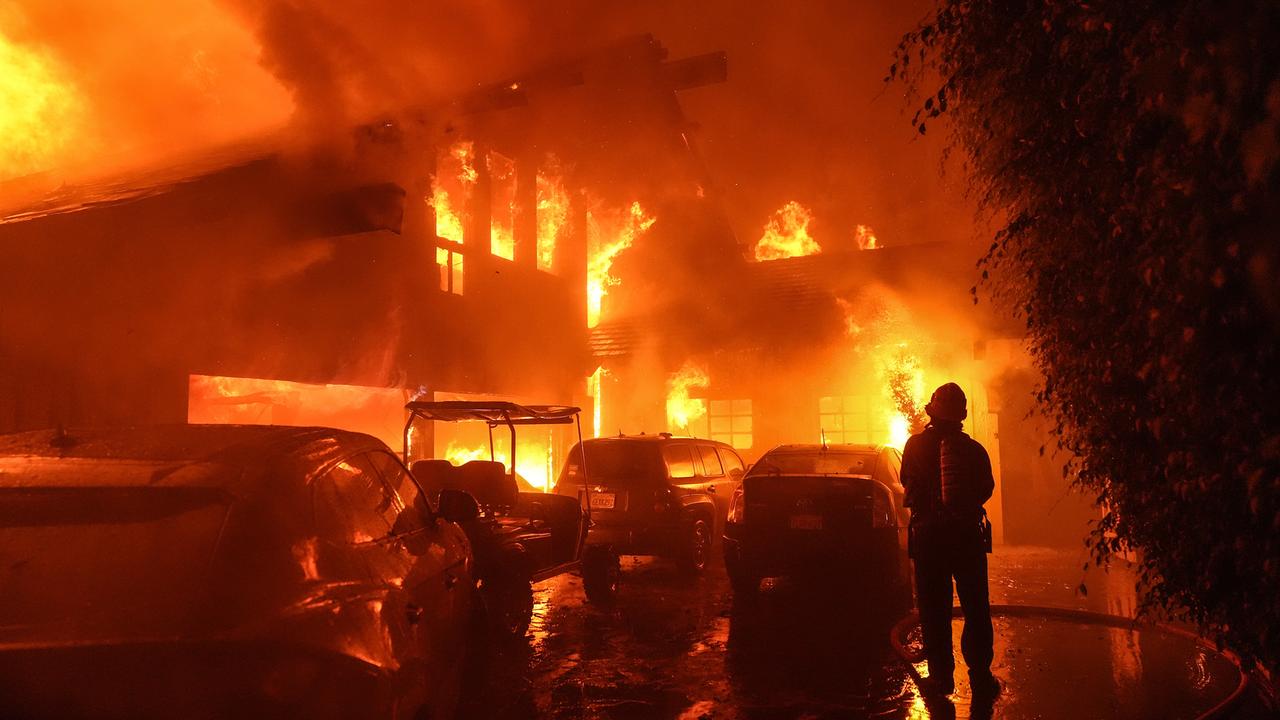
[402,400,620,636]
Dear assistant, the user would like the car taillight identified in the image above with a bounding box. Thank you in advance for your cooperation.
[727,485,745,524]
[872,487,894,528]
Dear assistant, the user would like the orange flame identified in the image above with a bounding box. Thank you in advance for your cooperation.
[0,31,87,180]
[442,439,555,492]
[587,200,655,327]
[666,361,709,432]
[855,224,880,251]
[754,201,820,261]
[488,151,516,260]
[536,165,569,272]
[430,142,475,244]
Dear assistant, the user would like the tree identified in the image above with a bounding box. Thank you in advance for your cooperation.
[894,1,1280,664]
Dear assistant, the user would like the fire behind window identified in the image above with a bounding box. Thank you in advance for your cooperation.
[488,150,517,260]
[709,399,752,450]
[437,243,463,295]
[819,395,872,444]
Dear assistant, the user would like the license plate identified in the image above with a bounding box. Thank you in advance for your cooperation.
[790,514,823,530]
[589,492,616,510]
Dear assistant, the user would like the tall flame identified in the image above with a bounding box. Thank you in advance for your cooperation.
[489,151,516,260]
[0,31,87,180]
[536,167,569,272]
[587,200,655,327]
[666,361,710,432]
[881,347,926,449]
[855,224,880,251]
[430,142,475,244]
[754,201,820,261]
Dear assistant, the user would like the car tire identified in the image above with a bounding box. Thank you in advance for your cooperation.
[677,517,711,574]
[481,547,534,638]
[581,544,620,603]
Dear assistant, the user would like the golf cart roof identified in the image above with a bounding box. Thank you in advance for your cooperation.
[404,400,581,426]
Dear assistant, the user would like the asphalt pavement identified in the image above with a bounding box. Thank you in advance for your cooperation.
[459,545,1268,719]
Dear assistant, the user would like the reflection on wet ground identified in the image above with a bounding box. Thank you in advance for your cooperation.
[460,547,1258,719]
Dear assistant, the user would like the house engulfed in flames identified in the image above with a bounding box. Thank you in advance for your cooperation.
[0,34,1086,543]
[0,35,726,492]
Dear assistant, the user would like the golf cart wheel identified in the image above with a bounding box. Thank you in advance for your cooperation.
[581,545,620,603]
[677,517,711,574]
[481,549,534,638]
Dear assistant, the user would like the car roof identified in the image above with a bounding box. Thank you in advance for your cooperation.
[0,424,388,493]
[763,443,887,454]
[581,434,734,447]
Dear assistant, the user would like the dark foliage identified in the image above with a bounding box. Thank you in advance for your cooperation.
[894,1,1280,663]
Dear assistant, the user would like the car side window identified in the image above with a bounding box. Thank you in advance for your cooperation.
[662,444,697,480]
[698,445,724,477]
[314,455,397,544]
[878,448,903,489]
[718,448,745,476]
[366,451,432,536]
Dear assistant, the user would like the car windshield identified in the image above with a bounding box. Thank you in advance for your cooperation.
[559,442,663,486]
[750,450,877,476]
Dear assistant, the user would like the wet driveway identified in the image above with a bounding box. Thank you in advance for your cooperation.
[460,547,1258,719]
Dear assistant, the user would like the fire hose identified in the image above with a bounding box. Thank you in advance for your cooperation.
[889,604,1251,720]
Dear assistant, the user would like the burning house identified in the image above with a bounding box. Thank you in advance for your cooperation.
[0,28,1087,543]
[0,35,726,491]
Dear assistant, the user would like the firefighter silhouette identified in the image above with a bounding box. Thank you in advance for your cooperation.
[901,382,1000,698]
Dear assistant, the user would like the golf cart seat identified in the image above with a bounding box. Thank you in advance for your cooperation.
[410,459,457,500]
[458,460,519,511]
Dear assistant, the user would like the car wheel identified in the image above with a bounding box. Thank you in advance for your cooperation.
[481,549,533,638]
[581,544,620,603]
[677,517,711,574]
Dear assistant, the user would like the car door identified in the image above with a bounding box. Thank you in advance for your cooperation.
[695,443,731,520]
[364,450,472,715]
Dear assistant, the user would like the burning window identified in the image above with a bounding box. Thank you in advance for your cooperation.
[489,150,517,260]
[709,399,753,450]
[186,375,405,450]
[430,142,475,245]
[536,162,569,273]
[436,243,464,295]
[819,395,872,444]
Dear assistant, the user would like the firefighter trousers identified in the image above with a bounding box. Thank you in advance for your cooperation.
[912,527,994,682]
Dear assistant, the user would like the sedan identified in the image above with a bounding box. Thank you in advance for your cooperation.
[722,443,910,600]
[0,424,473,719]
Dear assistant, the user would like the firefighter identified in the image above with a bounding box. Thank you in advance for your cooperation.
[901,382,1000,698]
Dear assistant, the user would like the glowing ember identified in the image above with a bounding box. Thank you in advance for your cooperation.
[855,224,880,250]
[754,201,820,261]
[536,165,569,272]
[0,31,86,180]
[666,361,710,432]
[586,200,655,327]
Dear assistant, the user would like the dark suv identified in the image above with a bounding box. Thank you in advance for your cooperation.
[722,443,909,597]
[553,434,747,573]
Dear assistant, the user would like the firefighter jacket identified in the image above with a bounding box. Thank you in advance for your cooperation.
[901,422,994,526]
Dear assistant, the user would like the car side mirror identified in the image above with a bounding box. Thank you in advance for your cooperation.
[438,488,479,524]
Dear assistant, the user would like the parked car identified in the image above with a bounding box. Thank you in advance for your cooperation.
[722,443,910,598]
[0,425,474,719]
[553,434,747,573]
